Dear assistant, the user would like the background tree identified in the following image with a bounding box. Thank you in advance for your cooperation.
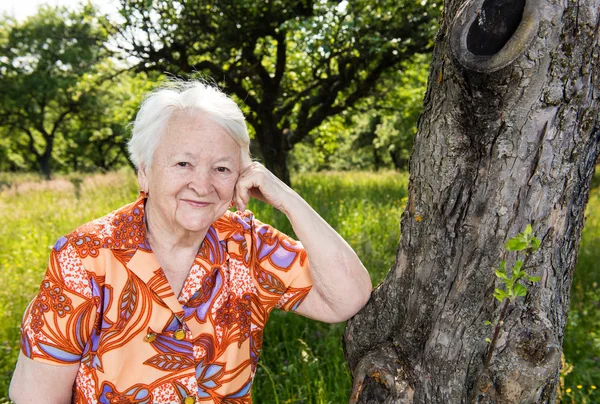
[0,6,112,179]
[344,0,599,402]
[329,54,430,172]
[113,0,440,183]
[370,54,430,171]
[59,69,156,172]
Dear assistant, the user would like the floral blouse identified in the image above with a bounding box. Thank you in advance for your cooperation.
[20,194,313,403]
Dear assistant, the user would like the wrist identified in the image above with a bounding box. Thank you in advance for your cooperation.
[279,189,306,217]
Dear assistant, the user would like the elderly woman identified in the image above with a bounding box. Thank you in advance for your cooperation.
[9,81,372,403]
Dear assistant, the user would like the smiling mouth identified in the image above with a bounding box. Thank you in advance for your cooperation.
[183,199,212,208]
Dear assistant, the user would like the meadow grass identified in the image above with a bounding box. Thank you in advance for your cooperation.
[0,169,597,403]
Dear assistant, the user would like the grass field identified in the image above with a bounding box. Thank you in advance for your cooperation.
[0,170,597,403]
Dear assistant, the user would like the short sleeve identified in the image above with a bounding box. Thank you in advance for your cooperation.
[20,237,97,365]
[251,218,313,312]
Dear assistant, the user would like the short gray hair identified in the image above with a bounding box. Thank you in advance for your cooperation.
[128,79,251,169]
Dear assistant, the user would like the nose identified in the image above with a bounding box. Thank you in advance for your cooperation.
[188,168,215,195]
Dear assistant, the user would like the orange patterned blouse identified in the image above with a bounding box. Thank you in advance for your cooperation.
[20,194,313,403]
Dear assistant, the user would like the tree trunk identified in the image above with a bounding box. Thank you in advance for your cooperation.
[344,0,599,403]
[39,138,53,180]
[257,126,292,185]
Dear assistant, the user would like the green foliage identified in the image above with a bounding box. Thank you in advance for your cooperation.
[0,5,138,178]
[504,224,540,252]
[113,0,440,180]
[1,0,438,180]
[61,70,155,172]
[290,53,431,173]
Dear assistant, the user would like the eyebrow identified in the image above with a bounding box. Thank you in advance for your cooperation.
[172,152,238,163]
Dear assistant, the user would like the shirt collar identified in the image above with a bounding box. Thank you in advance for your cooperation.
[115,192,231,262]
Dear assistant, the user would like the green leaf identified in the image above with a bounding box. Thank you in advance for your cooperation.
[506,238,528,251]
[530,237,541,251]
[485,338,492,343]
[493,288,508,302]
[528,275,541,283]
[513,283,527,297]
[484,320,493,326]
[524,224,533,236]
[512,260,524,279]
[499,260,506,272]
[495,269,508,280]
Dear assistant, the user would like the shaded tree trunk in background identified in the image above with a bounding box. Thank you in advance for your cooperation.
[24,127,54,180]
[39,145,53,180]
[255,124,293,186]
[389,151,409,172]
[344,0,599,402]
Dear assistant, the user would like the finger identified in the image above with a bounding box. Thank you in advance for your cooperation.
[234,165,255,211]
[235,186,249,212]
[235,176,255,212]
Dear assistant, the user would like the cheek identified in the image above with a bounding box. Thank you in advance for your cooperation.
[217,177,237,199]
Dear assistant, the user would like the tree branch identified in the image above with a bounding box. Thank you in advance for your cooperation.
[191,60,261,113]
[273,30,287,88]
[288,49,406,146]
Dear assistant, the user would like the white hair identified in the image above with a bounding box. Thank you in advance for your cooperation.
[128,79,251,169]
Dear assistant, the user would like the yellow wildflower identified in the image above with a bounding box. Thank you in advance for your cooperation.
[577,385,583,389]
[566,388,572,393]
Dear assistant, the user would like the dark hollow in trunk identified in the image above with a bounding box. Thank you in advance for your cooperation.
[467,0,526,56]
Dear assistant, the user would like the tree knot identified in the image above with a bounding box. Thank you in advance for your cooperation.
[349,341,414,404]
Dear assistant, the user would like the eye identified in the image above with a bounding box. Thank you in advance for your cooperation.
[176,162,190,168]
[216,166,230,173]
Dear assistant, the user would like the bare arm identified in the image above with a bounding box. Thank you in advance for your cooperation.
[235,163,373,323]
[9,352,79,404]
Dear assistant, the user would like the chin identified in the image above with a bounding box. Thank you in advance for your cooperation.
[177,214,218,233]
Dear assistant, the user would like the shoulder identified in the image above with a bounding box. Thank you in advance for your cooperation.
[56,197,147,258]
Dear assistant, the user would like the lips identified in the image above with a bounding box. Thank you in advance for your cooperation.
[182,199,213,208]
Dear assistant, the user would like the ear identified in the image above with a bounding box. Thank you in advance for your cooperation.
[137,164,149,193]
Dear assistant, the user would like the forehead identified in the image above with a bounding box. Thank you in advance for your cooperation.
[167,111,224,136]
[156,112,241,161]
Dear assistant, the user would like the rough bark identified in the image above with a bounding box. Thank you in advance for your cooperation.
[344,0,600,402]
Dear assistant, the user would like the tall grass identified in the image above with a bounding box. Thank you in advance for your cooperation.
[0,169,597,403]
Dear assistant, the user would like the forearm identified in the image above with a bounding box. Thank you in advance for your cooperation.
[281,191,373,320]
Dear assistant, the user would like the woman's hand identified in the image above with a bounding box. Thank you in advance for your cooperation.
[234,162,298,213]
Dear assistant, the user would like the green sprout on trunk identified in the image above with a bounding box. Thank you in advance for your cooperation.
[493,224,541,303]
[483,224,541,366]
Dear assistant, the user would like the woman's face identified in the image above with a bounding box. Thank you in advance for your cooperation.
[138,112,242,236]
